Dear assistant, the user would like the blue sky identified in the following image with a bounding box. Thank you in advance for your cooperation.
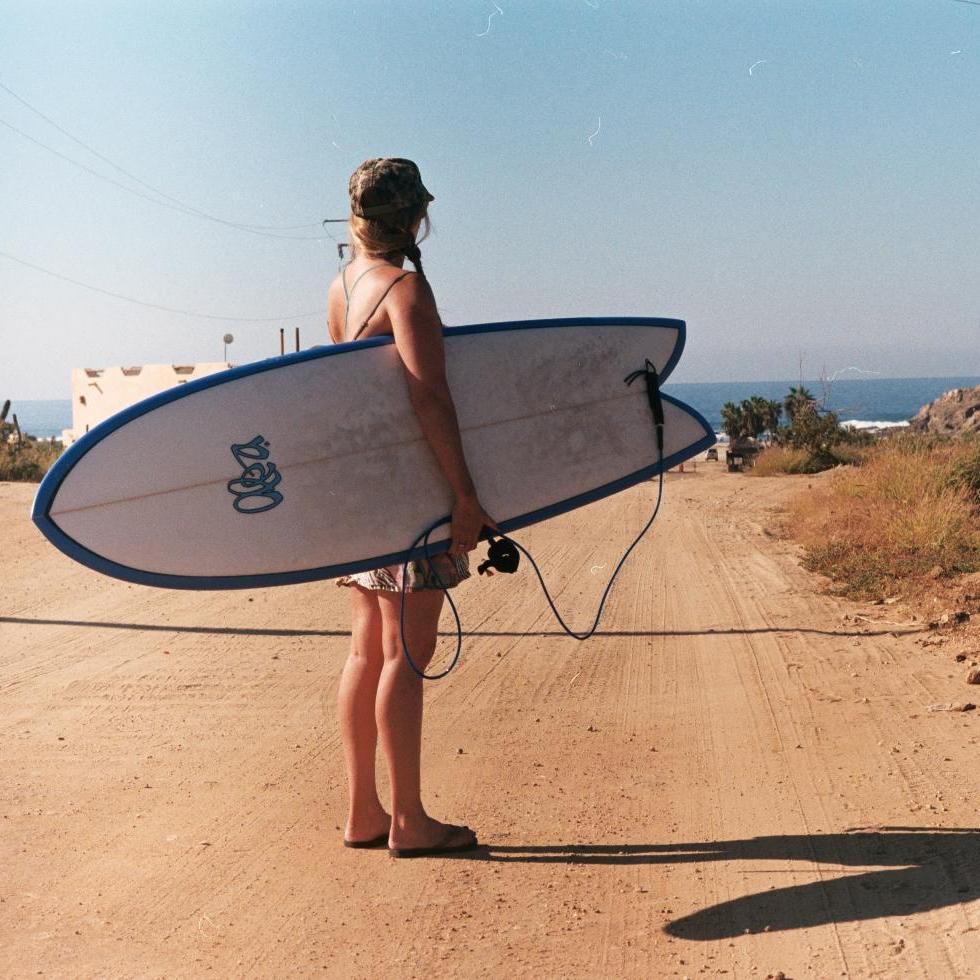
[2,0,978,398]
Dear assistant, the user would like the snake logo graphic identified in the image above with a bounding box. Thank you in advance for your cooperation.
[228,435,283,513]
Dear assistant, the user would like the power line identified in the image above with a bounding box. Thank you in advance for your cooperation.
[0,116,329,242]
[0,79,350,261]
[0,249,324,322]
[1,121,330,243]
[0,78,329,236]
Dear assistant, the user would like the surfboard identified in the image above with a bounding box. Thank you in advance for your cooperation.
[32,317,714,589]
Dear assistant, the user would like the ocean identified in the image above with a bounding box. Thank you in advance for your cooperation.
[9,376,980,440]
[664,376,980,432]
[5,400,74,440]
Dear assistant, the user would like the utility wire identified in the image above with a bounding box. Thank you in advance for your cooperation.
[0,249,324,322]
[0,116,327,242]
[0,79,327,234]
[0,80,349,266]
[0,113,328,241]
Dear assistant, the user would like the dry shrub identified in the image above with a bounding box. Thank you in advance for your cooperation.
[0,440,61,481]
[787,436,980,598]
[949,442,980,501]
[752,447,810,476]
[751,444,869,476]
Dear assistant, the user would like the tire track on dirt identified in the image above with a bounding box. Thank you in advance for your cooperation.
[5,473,979,978]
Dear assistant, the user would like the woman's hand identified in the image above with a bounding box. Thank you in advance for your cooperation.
[450,493,498,556]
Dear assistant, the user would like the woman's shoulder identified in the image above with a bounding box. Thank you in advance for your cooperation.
[383,269,434,309]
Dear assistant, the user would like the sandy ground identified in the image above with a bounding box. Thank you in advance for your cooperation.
[2,463,978,979]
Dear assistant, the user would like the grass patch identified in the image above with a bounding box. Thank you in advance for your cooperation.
[751,447,810,475]
[786,435,980,598]
[751,444,869,476]
[949,442,980,501]
[0,440,61,481]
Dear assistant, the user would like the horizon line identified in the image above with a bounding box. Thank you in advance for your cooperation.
[8,373,980,402]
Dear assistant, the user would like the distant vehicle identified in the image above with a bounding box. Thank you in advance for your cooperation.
[706,446,718,461]
[726,438,761,472]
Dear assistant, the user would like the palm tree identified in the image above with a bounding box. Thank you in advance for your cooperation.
[745,396,772,439]
[720,402,744,441]
[762,399,783,439]
[784,385,816,423]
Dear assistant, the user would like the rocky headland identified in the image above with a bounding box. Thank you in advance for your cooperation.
[909,384,980,436]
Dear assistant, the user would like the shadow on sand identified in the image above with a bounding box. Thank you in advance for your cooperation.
[479,828,979,938]
[0,615,922,641]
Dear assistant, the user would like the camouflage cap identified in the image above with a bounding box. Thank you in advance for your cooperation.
[348,158,434,218]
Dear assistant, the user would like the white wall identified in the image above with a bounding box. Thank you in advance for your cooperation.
[64,363,231,444]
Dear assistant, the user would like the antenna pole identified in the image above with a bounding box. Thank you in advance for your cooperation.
[323,217,350,266]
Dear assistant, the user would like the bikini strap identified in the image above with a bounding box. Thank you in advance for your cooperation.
[350,272,417,341]
[342,263,388,339]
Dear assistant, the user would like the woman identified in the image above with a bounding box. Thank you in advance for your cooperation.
[327,158,496,858]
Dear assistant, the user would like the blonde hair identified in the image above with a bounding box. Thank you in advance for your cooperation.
[348,204,431,277]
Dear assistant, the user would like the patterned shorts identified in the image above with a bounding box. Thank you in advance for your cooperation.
[335,551,471,593]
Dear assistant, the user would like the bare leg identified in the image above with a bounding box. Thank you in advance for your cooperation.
[337,585,389,843]
[376,590,476,850]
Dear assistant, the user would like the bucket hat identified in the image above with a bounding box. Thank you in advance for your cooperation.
[349,158,434,218]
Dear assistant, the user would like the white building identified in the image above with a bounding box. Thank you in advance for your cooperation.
[64,362,231,445]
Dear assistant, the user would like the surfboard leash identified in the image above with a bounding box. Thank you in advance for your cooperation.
[399,359,666,680]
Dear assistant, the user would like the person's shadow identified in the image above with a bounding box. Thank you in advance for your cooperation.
[479,827,979,938]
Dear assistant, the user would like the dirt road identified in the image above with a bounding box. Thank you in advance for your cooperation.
[2,466,978,978]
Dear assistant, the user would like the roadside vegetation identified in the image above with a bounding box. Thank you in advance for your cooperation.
[786,434,980,598]
[0,440,61,482]
[721,385,872,474]
[0,406,61,481]
[721,387,980,596]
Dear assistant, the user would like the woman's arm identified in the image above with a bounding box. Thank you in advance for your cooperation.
[387,276,473,497]
[387,276,496,552]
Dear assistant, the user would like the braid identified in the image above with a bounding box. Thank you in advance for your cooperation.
[348,206,429,276]
[401,240,425,278]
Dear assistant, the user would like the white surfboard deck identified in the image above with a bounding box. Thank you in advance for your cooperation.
[33,318,714,589]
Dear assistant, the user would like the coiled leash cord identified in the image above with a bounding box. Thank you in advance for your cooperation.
[399,359,666,681]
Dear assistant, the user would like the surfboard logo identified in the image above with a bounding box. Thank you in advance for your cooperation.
[227,435,283,514]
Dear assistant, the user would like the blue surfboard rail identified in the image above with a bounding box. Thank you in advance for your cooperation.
[32,317,707,590]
